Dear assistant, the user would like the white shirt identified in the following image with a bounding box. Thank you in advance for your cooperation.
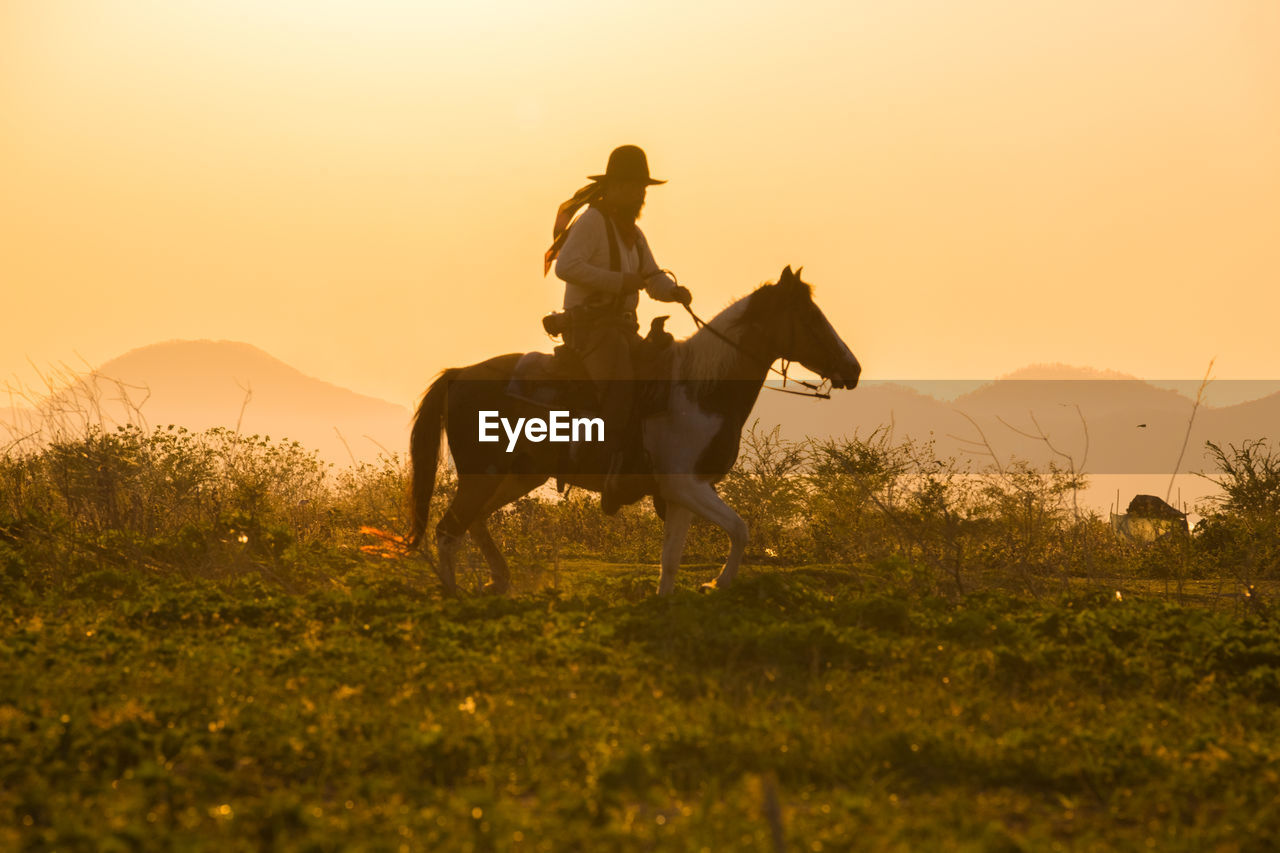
[554,207,680,312]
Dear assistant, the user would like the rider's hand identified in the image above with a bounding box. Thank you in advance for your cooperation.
[622,273,645,293]
[672,286,692,306]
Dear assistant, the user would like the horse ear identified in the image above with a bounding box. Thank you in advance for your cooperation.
[795,265,804,279]
[780,265,794,282]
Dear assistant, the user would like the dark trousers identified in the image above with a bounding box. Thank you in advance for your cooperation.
[567,317,640,458]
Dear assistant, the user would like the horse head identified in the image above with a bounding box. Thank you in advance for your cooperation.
[743,265,861,390]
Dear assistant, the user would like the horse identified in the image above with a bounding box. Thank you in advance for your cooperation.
[407,265,861,596]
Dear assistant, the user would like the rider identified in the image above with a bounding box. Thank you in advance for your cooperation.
[544,145,692,515]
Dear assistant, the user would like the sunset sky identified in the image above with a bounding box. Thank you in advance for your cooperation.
[3,0,1277,407]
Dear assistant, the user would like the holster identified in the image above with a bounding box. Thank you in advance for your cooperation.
[542,307,576,337]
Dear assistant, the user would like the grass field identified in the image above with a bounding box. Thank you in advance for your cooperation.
[3,558,1278,852]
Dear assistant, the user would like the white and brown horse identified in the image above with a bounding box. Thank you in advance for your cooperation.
[408,266,860,595]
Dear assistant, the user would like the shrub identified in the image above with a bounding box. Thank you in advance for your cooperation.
[1195,439,1280,579]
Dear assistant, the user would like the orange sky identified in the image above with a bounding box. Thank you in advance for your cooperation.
[2,0,1277,406]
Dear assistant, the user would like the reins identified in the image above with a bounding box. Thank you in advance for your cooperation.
[667,270,832,400]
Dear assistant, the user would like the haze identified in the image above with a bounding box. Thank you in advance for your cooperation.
[3,0,1277,408]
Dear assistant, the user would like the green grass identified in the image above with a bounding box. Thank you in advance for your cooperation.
[3,560,1279,851]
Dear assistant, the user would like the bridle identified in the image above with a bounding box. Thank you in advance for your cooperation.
[669,270,832,400]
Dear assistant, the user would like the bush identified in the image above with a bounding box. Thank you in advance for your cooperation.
[3,417,1277,594]
[1195,439,1280,579]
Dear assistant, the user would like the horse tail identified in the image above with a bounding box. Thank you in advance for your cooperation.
[407,367,458,550]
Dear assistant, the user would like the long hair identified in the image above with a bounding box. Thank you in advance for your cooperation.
[543,180,605,275]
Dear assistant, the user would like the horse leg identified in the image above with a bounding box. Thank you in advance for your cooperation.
[434,507,465,596]
[465,473,547,596]
[469,518,510,595]
[657,503,693,596]
[664,478,749,591]
[434,475,503,596]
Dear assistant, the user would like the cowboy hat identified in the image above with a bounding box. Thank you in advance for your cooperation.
[588,145,666,185]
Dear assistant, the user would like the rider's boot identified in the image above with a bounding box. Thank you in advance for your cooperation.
[601,450,628,516]
[598,378,634,516]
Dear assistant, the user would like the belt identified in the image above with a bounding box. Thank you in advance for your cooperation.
[573,303,637,326]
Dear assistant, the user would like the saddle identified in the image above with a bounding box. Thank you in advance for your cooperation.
[504,315,676,495]
[507,314,675,412]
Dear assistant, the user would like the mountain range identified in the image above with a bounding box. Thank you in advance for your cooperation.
[2,340,412,464]
[754,369,1278,476]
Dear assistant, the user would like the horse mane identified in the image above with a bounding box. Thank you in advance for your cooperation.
[674,294,755,384]
[674,271,812,385]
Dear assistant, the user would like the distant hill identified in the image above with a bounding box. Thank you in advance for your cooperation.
[750,367,1277,477]
[997,363,1136,381]
[5,340,411,464]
